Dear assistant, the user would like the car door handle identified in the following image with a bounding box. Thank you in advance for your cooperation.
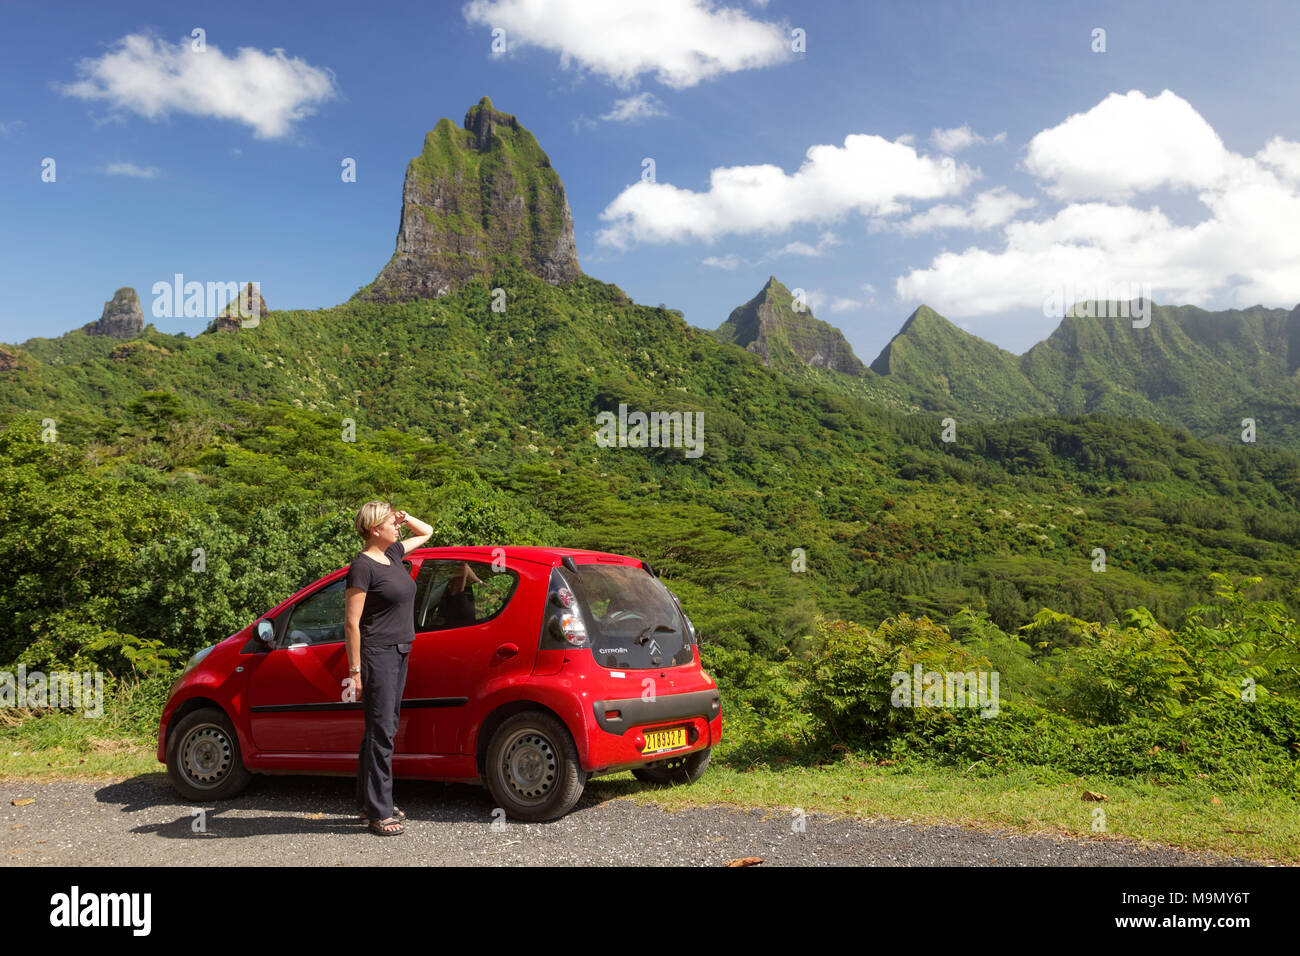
[494,643,519,658]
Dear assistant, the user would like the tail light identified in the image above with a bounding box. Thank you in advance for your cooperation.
[554,610,589,646]
[546,576,591,647]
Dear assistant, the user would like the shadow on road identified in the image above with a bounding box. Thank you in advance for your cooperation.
[85,770,652,839]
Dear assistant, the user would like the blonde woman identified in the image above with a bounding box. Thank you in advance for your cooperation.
[345,501,432,835]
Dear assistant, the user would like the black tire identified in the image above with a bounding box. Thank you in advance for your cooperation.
[484,711,587,822]
[165,706,253,801]
[632,747,712,786]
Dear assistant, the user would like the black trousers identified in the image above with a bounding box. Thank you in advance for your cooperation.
[355,640,411,821]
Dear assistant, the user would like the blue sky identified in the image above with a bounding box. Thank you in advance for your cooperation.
[2,0,1298,362]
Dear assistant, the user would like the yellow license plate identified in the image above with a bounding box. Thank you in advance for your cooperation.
[644,727,687,754]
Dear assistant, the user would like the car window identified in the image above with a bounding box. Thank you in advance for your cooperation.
[413,560,519,631]
[285,578,346,646]
[572,564,683,641]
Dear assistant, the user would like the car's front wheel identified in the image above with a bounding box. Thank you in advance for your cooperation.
[484,711,586,822]
[166,707,253,801]
[632,747,711,786]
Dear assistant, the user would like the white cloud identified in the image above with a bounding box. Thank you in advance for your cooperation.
[1258,136,1300,186]
[771,230,841,257]
[0,120,24,136]
[463,0,792,89]
[601,92,668,122]
[827,283,876,313]
[930,124,1006,154]
[598,135,977,248]
[897,92,1300,317]
[898,187,1036,234]
[1024,89,1229,201]
[702,254,742,270]
[57,32,338,139]
[104,162,160,178]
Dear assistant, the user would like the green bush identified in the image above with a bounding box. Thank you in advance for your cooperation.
[891,695,1300,789]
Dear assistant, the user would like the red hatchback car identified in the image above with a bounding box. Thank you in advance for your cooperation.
[159,546,722,821]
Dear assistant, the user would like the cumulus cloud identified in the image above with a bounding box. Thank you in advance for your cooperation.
[463,0,792,89]
[702,254,742,270]
[1024,89,1230,201]
[57,32,338,138]
[601,92,668,122]
[930,124,1006,154]
[598,135,977,248]
[104,162,160,178]
[897,187,1036,234]
[897,90,1300,317]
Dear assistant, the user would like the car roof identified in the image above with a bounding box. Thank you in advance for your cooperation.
[405,545,645,568]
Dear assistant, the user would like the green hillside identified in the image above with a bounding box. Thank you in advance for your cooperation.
[5,267,1300,668]
[869,305,1050,418]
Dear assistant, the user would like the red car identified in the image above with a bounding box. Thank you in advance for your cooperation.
[158,546,721,821]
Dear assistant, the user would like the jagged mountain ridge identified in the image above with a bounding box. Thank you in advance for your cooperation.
[860,298,1300,444]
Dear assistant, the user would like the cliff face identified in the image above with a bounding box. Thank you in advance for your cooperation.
[714,276,866,376]
[82,287,143,339]
[358,97,581,302]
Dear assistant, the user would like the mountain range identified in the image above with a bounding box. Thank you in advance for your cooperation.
[711,277,1300,450]
[5,95,1298,450]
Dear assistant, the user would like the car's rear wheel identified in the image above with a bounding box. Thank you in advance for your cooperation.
[484,711,586,822]
[166,707,253,801]
[632,747,712,786]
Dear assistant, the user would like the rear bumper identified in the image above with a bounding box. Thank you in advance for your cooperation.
[592,688,721,733]
[582,688,722,772]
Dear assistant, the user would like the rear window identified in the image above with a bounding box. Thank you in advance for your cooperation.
[570,564,691,667]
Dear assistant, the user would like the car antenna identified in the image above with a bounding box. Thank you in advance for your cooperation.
[562,555,579,573]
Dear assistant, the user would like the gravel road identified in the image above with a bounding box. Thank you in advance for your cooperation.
[0,775,1260,866]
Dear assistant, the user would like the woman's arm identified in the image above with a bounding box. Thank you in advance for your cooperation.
[344,587,365,692]
[393,510,433,555]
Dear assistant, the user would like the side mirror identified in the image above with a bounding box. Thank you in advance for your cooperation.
[256,619,275,647]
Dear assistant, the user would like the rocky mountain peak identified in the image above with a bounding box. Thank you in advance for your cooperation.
[464,96,519,151]
[82,287,143,339]
[714,276,866,377]
[212,284,268,333]
[357,98,581,303]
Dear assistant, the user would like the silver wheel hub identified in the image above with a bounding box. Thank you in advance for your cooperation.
[182,725,232,786]
[502,731,557,803]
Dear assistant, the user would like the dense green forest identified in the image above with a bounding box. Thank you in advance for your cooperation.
[3,269,1298,793]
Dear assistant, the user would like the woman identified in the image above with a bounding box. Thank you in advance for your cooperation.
[345,501,432,836]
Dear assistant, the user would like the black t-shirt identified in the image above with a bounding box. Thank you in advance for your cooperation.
[346,541,416,647]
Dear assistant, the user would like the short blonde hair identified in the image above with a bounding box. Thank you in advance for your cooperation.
[354,500,394,541]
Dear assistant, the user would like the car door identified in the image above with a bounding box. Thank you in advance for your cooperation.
[245,560,408,753]
[407,555,534,754]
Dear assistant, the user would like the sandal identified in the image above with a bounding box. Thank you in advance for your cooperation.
[367,816,405,836]
[359,806,406,825]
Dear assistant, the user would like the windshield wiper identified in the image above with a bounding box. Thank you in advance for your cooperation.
[634,623,677,646]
